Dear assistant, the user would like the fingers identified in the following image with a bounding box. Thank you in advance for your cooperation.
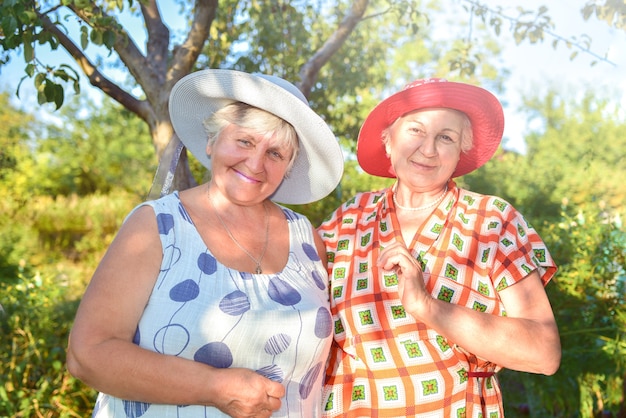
[217,369,284,418]
[266,380,286,399]
[378,242,421,276]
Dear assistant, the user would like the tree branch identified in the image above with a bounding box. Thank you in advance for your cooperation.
[67,4,158,93]
[167,0,218,90]
[36,10,150,121]
[298,0,369,97]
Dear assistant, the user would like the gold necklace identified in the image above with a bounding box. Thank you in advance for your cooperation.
[393,185,448,211]
[207,189,270,274]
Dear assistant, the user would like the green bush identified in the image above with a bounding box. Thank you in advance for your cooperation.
[500,203,626,417]
[0,271,96,417]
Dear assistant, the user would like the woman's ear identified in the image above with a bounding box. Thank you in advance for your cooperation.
[384,141,391,157]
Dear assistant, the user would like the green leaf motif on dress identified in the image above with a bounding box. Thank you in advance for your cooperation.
[517,222,526,237]
[391,305,406,319]
[356,278,368,290]
[421,379,439,395]
[359,262,368,273]
[458,368,469,383]
[324,392,334,411]
[401,340,423,358]
[334,319,344,334]
[337,239,350,251]
[478,282,490,296]
[521,264,533,274]
[463,195,475,205]
[456,407,467,418]
[335,267,346,279]
[384,273,398,286]
[352,385,366,401]
[452,233,464,251]
[501,237,513,247]
[481,248,490,263]
[493,199,508,211]
[496,278,509,291]
[430,223,443,234]
[380,220,388,232]
[473,301,487,312]
[332,285,343,299]
[360,232,371,247]
[534,248,547,262]
[383,385,399,401]
[488,221,499,229]
[459,213,470,224]
[436,335,450,351]
[342,218,354,225]
[370,347,386,363]
[359,310,374,325]
[438,285,455,302]
[445,263,459,281]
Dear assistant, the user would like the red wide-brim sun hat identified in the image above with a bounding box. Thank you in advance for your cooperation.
[356,78,505,178]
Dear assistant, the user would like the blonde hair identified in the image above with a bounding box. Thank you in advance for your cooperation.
[203,102,300,170]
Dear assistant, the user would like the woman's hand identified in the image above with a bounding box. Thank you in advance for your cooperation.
[211,368,285,418]
[378,241,431,317]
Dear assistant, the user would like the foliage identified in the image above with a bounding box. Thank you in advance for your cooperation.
[0,270,97,417]
[500,203,625,417]
[1,94,155,201]
[463,86,626,417]
[463,86,626,226]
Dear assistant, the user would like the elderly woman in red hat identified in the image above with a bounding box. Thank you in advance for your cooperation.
[319,78,560,417]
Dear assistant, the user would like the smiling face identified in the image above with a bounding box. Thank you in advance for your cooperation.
[204,104,298,205]
[207,123,294,204]
[383,108,471,191]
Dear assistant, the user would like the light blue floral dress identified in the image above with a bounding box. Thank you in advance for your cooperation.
[92,192,333,417]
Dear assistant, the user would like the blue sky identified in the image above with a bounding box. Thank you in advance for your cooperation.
[2,1,624,153]
[480,0,626,153]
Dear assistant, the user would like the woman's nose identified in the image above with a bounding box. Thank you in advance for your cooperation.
[419,137,437,157]
[246,149,265,172]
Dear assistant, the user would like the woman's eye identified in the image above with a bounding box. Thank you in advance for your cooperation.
[237,139,253,147]
[268,150,284,161]
[438,134,457,143]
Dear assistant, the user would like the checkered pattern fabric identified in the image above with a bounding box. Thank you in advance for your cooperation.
[319,181,556,417]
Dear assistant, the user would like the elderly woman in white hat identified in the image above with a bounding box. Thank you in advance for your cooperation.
[319,78,560,417]
[67,69,343,418]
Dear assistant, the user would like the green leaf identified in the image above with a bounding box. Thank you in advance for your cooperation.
[34,73,46,89]
[90,28,103,46]
[23,41,34,62]
[80,26,89,50]
[103,30,116,49]
[1,15,18,36]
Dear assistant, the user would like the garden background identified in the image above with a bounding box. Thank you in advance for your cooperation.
[1,0,624,416]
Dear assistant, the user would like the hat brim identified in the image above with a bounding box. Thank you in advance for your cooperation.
[357,79,504,178]
[169,69,343,204]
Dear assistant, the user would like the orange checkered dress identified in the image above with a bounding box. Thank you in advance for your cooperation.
[318,180,556,417]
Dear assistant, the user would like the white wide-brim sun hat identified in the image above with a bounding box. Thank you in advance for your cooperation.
[168,69,344,205]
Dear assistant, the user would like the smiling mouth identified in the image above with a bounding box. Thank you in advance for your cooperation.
[234,169,261,183]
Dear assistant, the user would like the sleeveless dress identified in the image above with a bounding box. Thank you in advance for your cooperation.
[318,180,557,418]
[92,191,333,418]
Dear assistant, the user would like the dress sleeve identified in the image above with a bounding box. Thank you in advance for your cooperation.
[490,199,557,291]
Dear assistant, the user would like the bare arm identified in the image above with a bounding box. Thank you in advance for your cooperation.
[379,241,561,375]
[66,205,284,417]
